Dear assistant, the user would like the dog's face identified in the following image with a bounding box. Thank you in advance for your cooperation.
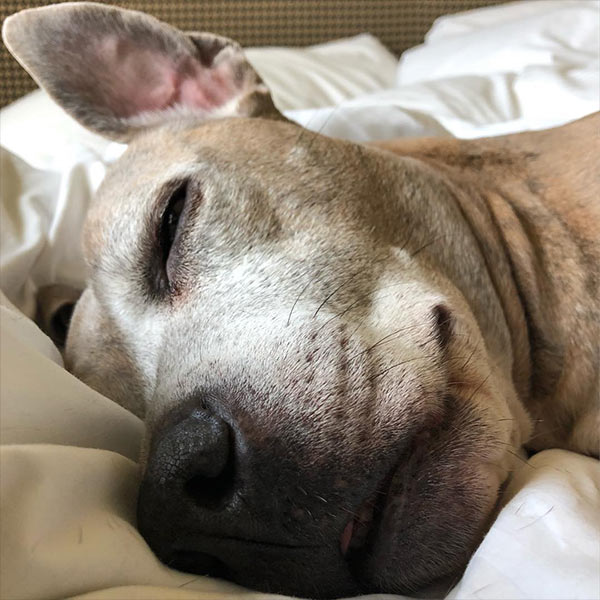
[66,118,525,596]
[4,4,529,597]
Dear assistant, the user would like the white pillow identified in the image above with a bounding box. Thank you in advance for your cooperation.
[398,0,599,83]
[395,0,599,132]
[246,34,397,111]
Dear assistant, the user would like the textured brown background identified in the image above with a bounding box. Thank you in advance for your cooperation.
[1,0,503,107]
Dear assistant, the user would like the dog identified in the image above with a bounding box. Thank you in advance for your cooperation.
[3,3,599,598]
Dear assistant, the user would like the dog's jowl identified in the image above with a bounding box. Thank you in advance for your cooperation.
[3,3,598,598]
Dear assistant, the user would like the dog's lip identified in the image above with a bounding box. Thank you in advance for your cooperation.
[340,466,396,558]
[339,499,375,556]
[174,533,325,550]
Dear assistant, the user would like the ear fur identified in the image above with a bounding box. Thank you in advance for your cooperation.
[2,2,279,141]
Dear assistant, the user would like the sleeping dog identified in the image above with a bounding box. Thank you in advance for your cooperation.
[4,3,599,598]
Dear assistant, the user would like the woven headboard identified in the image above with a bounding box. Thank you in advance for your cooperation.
[0,0,503,107]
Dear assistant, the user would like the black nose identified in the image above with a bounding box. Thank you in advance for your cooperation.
[145,406,234,510]
[137,401,358,598]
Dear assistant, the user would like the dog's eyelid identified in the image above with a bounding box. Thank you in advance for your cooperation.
[150,178,192,297]
[158,179,190,213]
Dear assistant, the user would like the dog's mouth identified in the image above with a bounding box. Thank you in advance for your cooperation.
[340,466,397,561]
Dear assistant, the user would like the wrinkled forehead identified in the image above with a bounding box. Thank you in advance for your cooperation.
[83,117,381,262]
[105,116,342,187]
[90,117,355,217]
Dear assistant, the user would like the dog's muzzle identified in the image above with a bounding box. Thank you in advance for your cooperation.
[137,398,362,598]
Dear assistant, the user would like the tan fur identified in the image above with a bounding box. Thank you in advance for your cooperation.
[5,3,599,596]
[375,114,600,455]
[61,114,600,594]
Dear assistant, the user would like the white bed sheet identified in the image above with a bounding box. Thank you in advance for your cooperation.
[1,2,599,599]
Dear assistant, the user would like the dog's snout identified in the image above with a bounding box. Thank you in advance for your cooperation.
[145,405,234,510]
[137,399,360,597]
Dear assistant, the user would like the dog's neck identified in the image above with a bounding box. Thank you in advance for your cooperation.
[374,114,599,454]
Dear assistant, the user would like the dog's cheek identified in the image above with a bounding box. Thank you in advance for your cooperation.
[356,411,500,594]
[64,288,147,418]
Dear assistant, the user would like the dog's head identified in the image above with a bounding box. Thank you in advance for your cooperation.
[4,4,531,597]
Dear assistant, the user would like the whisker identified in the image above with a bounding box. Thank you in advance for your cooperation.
[300,105,343,157]
[370,355,437,381]
[316,295,367,333]
[466,370,492,403]
[288,106,327,155]
[316,106,340,135]
[314,255,389,332]
[525,426,562,443]
[506,448,535,469]
[339,506,361,519]
[349,313,369,338]
[313,352,468,406]
[444,572,463,596]
[313,270,362,319]
[345,324,419,362]
[461,346,478,370]
[317,276,420,334]
[400,231,415,255]
[410,235,445,258]
[348,328,471,365]
[287,280,311,327]
[178,577,201,588]
[493,442,536,469]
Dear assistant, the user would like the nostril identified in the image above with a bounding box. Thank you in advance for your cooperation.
[185,450,235,510]
[148,404,236,509]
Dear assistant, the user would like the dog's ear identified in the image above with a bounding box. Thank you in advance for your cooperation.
[2,2,279,141]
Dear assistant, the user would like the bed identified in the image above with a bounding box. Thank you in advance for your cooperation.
[1,1,599,599]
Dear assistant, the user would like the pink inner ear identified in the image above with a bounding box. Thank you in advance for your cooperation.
[96,36,238,118]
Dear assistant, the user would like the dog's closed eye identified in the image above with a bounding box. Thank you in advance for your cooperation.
[155,180,190,294]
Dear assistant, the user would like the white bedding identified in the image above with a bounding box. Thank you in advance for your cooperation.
[1,2,599,599]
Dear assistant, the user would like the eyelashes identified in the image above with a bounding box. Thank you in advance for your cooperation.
[149,179,190,297]
[160,180,188,288]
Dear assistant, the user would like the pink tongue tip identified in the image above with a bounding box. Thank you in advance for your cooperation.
[340,520,354,556]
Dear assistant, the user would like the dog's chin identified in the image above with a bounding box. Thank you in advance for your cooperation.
[139,446,500,599]
[342,435,501,595]
[336,388,503,597]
